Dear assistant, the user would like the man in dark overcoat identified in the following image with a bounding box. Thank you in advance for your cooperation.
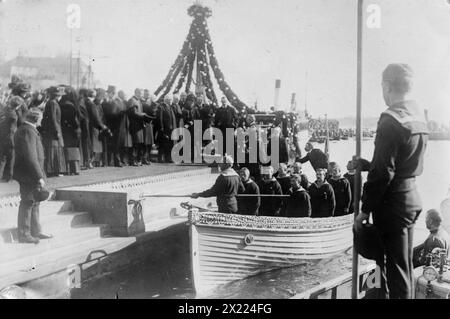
[13,109,52,243]
[128,88,152,166]
[156,94,176,163]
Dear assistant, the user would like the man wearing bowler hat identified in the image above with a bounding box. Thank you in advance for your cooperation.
[13,108,52,244]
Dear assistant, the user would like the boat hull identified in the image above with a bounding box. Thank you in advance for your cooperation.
[189,212,354,294]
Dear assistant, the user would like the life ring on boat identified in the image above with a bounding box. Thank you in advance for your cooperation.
[244,234,255,246]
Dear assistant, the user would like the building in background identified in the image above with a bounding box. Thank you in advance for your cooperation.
[0,55,98,90]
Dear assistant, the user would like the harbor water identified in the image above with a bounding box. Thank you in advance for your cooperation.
[71,139,450,299]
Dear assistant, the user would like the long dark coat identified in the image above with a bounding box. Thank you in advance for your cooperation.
[102,98,129,150]
[171,102,183,128]
[142,99,156,146]
[60,100,81,148]
[127,96,146,145]
[86,98,105,153]
[41,99,63,144]
[41,98,66,174]
[78,97,91,162]
[115,98,132,148]
[13,123,45,184]
[156,102,176,139]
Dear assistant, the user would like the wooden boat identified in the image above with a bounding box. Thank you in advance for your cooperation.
[188,211,354,294]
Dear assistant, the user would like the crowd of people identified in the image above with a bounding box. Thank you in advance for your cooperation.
[0,77,260,181]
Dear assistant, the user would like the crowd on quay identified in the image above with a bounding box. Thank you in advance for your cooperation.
[0,76,257,182]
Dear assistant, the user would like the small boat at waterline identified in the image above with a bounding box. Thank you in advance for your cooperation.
[188,211,354,294]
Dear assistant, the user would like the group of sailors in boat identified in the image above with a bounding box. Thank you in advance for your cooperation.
[191,147,354,219]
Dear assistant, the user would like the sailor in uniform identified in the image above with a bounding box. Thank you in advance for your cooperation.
[191,155,244,214]
[355,64,429,299]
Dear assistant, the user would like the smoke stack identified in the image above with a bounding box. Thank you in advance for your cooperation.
[290,93,296,112]
[274,79,281,110]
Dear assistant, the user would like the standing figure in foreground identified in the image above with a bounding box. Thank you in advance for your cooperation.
[41,86,66,177]
[355,64,428,299]
[191,155,244,214]
[13,109,52,243]
[308,168,335,218]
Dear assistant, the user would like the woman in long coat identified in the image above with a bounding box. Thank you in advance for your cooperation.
[142,94,157,164]
[41,86,66,177]
[117,91,133,164]
[90,89,107,166]
[86,89,108,167]
[78,89,92,169]
[60,87,81,175]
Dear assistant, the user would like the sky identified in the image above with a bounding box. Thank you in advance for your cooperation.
[0,0,449,122]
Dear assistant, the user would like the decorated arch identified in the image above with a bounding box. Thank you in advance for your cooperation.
[154,3,247,111]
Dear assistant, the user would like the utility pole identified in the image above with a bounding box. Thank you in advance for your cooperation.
[351,0,364,300]
[76,36,82,89]
[69,28,73,86]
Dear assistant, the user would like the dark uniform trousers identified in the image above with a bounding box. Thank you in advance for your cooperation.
[361,101,428,299]
[18,182,42,238]
[372,180,421,299]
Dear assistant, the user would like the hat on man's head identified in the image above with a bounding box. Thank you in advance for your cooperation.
[8,75,22,89]
[107,85,116,94]
[48,86,66,97]
[16,82,31,93]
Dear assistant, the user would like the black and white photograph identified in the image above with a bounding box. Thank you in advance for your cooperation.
[0,0,449,302]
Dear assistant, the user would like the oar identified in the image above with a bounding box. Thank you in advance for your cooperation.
[139,194,290,198]
[236,194,290,198]
[351,0,364,300]
[140,194,191,198]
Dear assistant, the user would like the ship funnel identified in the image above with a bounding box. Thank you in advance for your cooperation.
[274,79,281,110]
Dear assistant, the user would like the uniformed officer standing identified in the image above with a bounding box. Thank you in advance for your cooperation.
[355,64,429,299]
